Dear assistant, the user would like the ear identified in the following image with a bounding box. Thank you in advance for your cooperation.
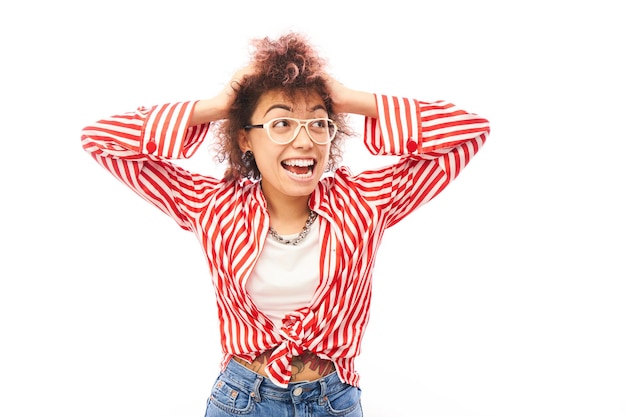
[238,129,251,153]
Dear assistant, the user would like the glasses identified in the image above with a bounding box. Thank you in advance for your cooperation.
[244,117,337,145]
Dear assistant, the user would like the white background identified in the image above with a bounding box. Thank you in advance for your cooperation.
[1,1,625,416]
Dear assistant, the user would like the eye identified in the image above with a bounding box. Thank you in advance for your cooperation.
[311,119,327,128]
[271,118,294,129]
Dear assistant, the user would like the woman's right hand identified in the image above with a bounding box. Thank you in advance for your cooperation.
[189,65,256,126]
[217,64,256,114]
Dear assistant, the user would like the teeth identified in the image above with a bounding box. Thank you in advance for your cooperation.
[283,159,314,167]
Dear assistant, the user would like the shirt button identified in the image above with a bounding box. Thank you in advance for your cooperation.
[293,387,303,396]
[407,139,418,153]
[146,140,157,153]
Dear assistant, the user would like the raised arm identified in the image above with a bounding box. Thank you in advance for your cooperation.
[323,73,489,158]
[324,75,377,118]
[345,90,490,228]
[188,65,255,126]
[79,66,256,229]
[82,66,256,161]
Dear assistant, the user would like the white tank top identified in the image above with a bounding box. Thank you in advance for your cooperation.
[245,219,320,329]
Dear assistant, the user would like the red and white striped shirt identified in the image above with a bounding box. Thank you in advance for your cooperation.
[81,94,490,387]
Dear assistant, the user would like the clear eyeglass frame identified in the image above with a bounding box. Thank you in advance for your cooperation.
[244,117,337,145]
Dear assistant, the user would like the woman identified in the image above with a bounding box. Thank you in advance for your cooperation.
[81,32,490,416]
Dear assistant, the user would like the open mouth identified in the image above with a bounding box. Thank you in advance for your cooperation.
[281,158,316,178]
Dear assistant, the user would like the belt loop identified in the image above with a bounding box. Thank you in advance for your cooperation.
[251,375,263,403]
[318,377,328,405]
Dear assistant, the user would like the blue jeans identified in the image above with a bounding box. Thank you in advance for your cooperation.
[204,359,363,417]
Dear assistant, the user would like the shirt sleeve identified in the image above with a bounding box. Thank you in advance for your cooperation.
[81,101,209,160]
[355,94,490,227]
[81,101,218,231]
[364,94,490,158]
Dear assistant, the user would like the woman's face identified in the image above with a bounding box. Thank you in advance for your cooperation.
[240,89,331,204]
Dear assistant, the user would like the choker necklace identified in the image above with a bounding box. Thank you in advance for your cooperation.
[268,211,318,246]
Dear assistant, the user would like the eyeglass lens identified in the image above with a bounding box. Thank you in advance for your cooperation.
[268,118,336,144]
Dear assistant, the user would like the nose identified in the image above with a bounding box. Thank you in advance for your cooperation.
[291,123,314,149]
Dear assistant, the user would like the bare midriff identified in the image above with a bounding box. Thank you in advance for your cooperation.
[233,350,336,382]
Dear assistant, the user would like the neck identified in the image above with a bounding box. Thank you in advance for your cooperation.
[264,193,311,235]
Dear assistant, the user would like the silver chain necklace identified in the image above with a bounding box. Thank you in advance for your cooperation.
[268,211,318,246]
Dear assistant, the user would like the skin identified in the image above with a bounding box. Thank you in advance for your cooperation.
[238,89,332,234]
[233,350,336,382]
[189,66,377,382]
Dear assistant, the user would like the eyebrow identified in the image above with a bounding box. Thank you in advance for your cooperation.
[263,104,292,116]
[263,103,327,117]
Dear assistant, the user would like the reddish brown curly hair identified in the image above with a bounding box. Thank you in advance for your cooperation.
[213,32,355,181]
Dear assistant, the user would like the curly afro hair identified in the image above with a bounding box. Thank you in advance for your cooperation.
[213,32,354,181]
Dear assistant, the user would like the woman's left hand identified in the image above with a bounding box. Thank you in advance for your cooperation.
[324,74,377,117]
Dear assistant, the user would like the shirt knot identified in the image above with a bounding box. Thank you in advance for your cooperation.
[279,307,316,354]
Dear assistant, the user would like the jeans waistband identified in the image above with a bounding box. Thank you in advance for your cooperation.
[222,358,345,403]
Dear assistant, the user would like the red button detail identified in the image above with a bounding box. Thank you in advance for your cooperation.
[146,141,157,153]
[407,139,418,153]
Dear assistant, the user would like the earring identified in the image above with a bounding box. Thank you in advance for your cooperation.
[242,150,254,167]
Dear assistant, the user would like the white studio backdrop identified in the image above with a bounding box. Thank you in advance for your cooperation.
[1,1,625,416]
